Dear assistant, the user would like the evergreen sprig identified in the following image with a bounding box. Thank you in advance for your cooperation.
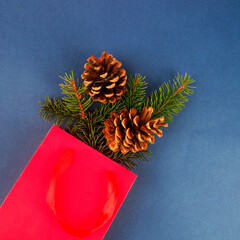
[59,71,93,117]
[122,74,147,111]
[39,71,195,170]
[39,97,80,127]
[144,73,195,122]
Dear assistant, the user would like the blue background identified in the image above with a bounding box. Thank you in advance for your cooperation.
[1,0,240,239]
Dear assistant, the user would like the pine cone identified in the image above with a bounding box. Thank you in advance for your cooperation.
[103,107,168,154]
[81,52,127,103]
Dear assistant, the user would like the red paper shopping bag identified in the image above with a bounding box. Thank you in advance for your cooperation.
[0,125,137,240]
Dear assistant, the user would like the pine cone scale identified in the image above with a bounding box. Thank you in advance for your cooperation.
[100,72,108,78]
[126,128,134,139]
[125,136,133,146]
[106,83,116,89]
[115,88,124,96]
[92,85,102,91]
[105,92,114,98]
[110,76,119,83]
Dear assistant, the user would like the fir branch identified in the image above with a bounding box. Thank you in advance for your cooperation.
[59,71,93,118]
[38,97,80,127]
[144,73,195,122]
[122,74,147,111]
[59,71,84,96]
[71,78,86,118]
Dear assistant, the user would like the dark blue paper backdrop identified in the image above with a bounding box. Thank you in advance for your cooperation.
[1,0,240,239]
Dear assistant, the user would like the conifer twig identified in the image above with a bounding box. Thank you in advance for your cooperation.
[144,73,195,122]
[176,79,187,93]
[123,74,147,110]
[71,79,86,118]
[155,77,188,114]
[131,77,139,102]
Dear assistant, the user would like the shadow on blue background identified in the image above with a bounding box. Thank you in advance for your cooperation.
[0,0,240,239]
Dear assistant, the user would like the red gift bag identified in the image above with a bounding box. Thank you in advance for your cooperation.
[0,125,137,240]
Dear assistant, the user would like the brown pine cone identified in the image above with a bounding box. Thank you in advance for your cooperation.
[81,52,127,103]
[103,107,168,154]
